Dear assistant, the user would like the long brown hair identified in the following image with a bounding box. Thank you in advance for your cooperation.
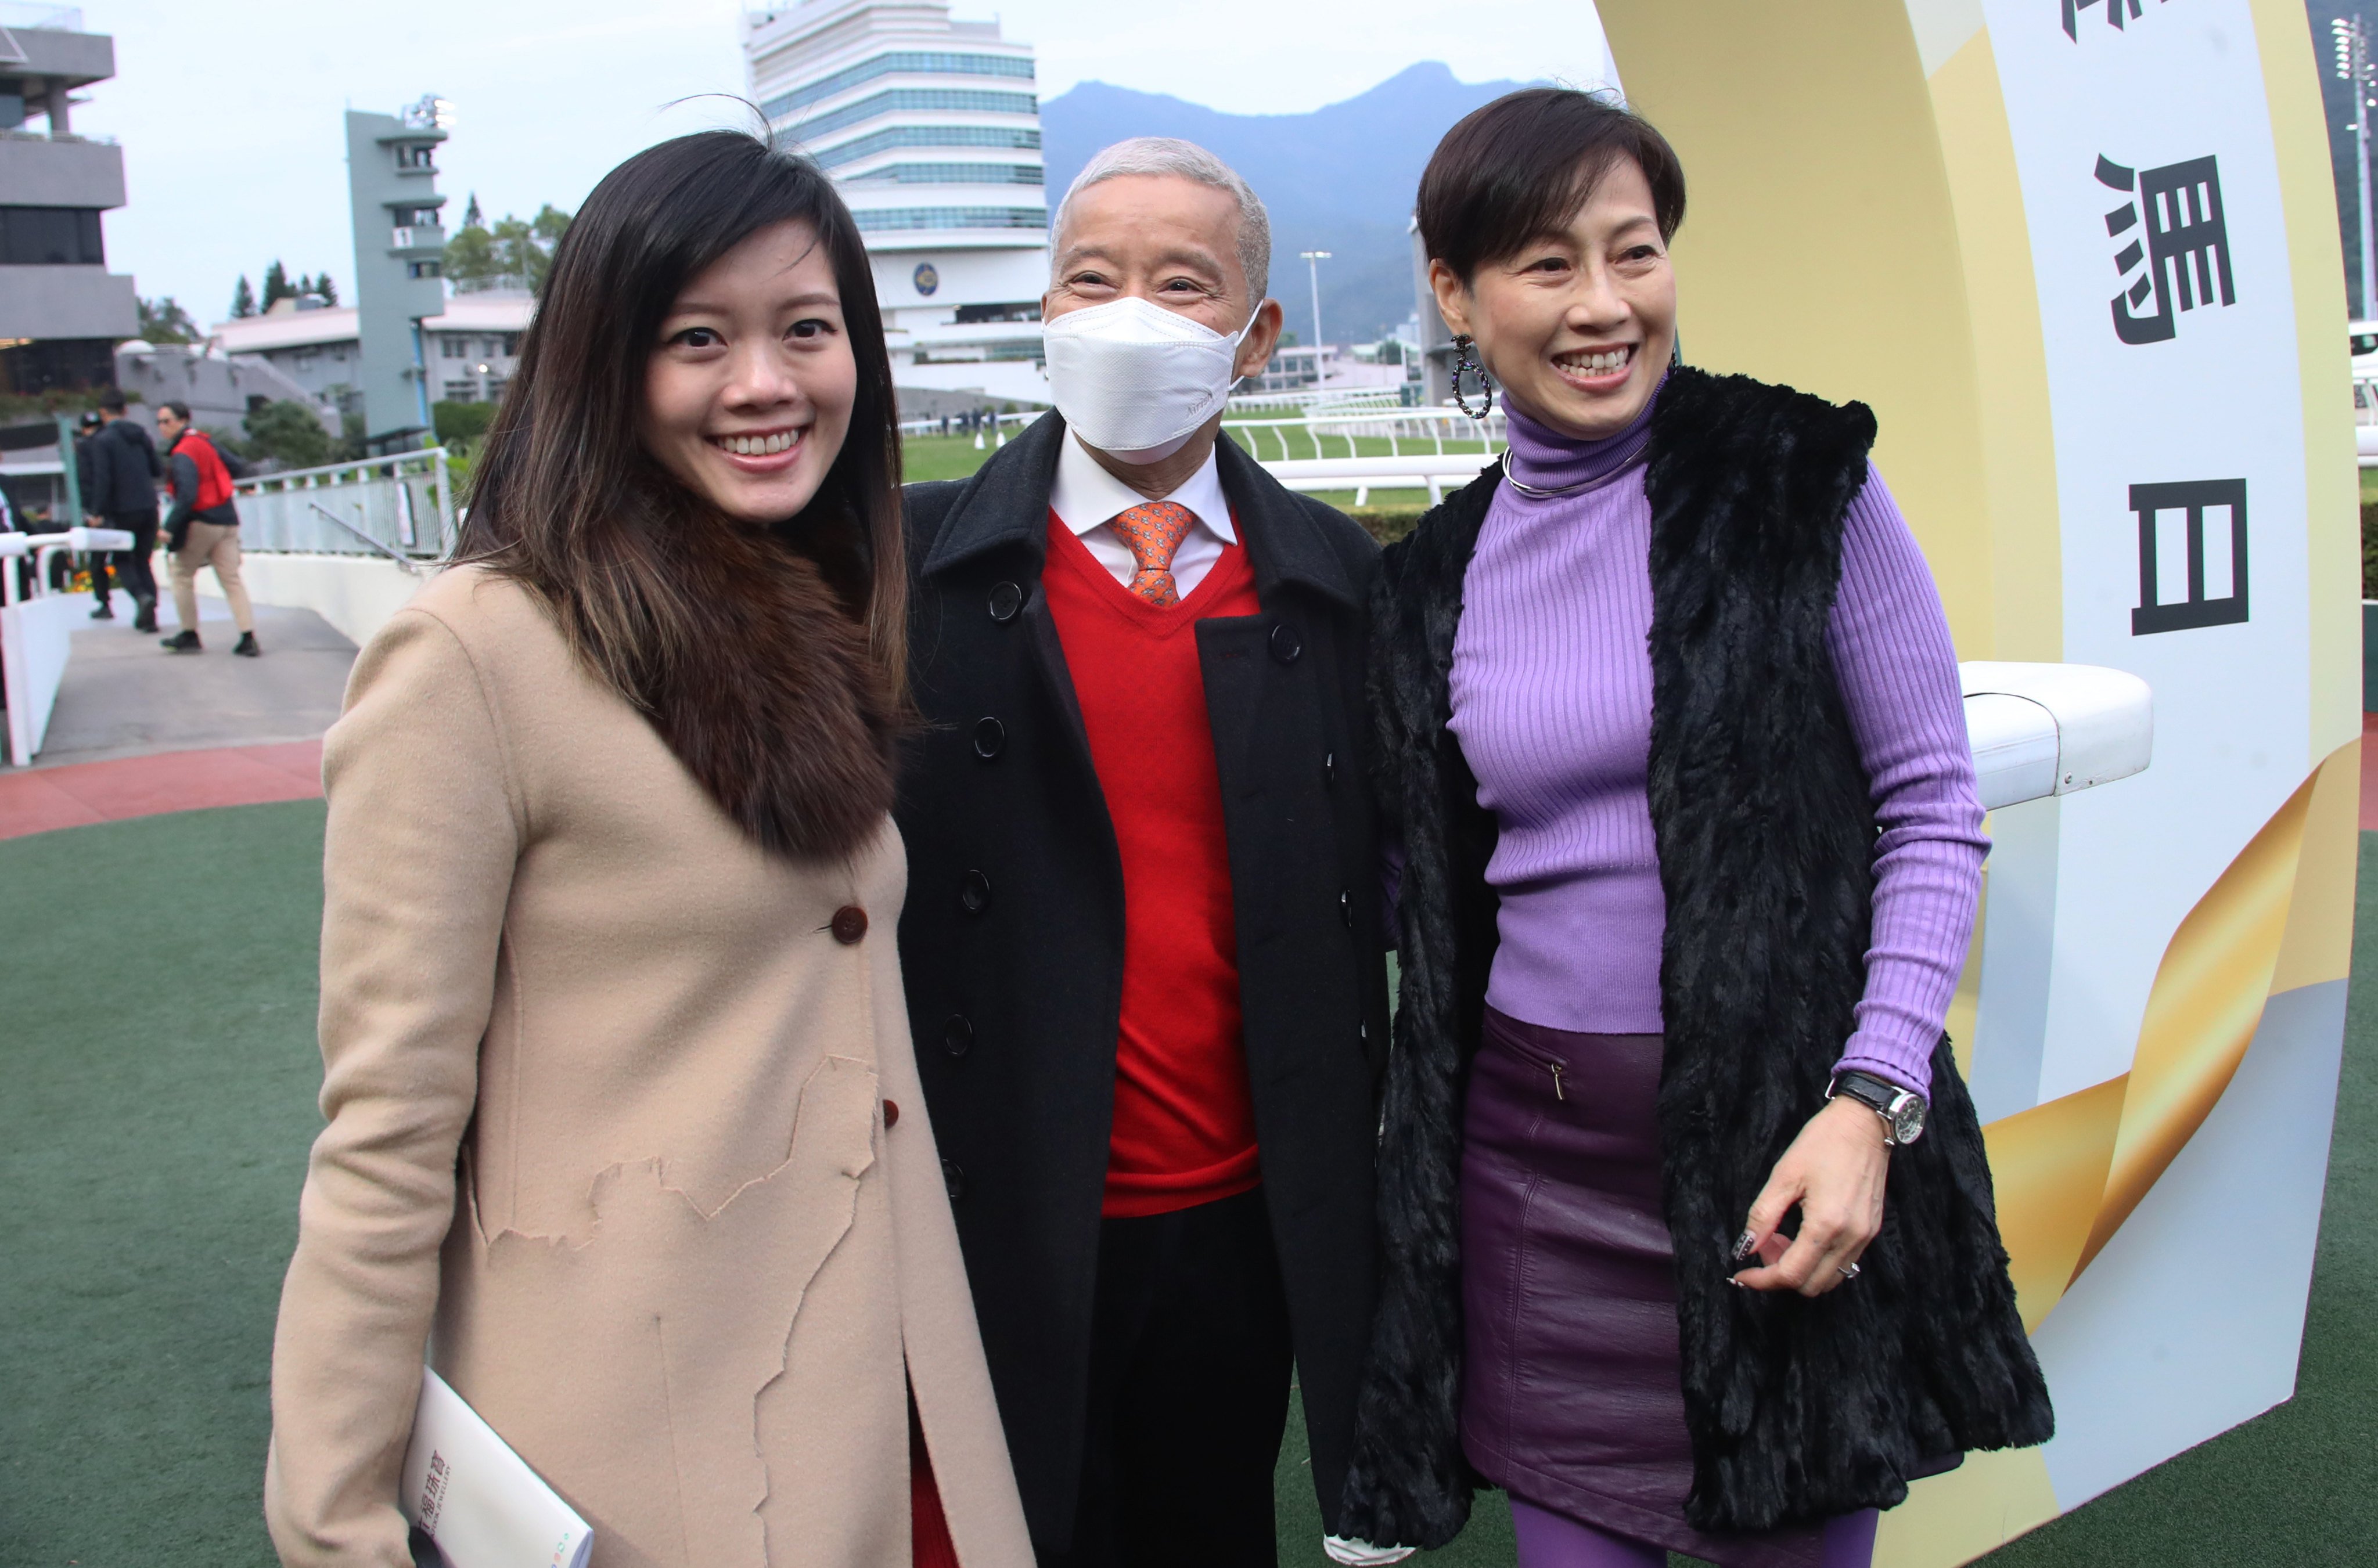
[461,130,908,859]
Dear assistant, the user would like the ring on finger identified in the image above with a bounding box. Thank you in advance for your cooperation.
[1837,1262,1861,1280]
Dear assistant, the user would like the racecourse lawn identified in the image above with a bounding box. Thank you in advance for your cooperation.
[1,803,2370,1565]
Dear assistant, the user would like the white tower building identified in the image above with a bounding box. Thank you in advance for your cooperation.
[744,0,1051,406]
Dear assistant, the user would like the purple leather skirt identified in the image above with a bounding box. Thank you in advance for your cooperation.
[1460,1008,1832,1568]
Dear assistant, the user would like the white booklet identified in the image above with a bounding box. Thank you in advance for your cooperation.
[401,1367,595,1568]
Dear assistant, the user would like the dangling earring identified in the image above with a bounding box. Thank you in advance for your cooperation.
[1451,334,1495,420]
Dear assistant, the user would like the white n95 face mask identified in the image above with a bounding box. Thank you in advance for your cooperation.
[1042,295,1258,463]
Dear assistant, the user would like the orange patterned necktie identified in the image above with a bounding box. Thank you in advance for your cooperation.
[1109,501,1197,607]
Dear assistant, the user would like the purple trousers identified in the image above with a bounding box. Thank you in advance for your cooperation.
[1460,1009,1876,1568]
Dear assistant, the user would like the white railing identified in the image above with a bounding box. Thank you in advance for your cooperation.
[1226,405,1506,505]
[233,449,456,560]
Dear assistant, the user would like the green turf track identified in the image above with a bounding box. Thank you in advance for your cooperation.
[1,806,2368,1565]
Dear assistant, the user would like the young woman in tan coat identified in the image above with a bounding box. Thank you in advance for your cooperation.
[264,132,1034,1568]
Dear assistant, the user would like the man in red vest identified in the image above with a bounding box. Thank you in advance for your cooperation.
[155,400,258,656]
[895,139,1393,1568]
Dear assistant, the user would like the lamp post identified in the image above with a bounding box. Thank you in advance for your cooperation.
[2335,15,2376,320]
[1299,248,1331,388]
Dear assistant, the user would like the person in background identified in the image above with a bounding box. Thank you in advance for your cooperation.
[154,401,258,657]
[1340,89,2050,1568]
[895,138,1389,1568]
[264,131,1031,1568]
[81,387,161,630]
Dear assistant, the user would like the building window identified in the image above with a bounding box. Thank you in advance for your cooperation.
[0,337,115,396]
[811,125,1039,170]
[441,336,467,359]
[779,89,1037,144]
[481,336,504,359]
[408,261,442,279]
[394,143,437,170]
[954,301,1042,325]
[443,380,479,402]
[844,163,1043,186]
[293,352,318,372]
[757,51,1034,121]
[500,334,521,356]
[395,205,442,226]
[851,206,1047,234]
[0,207,106,266]
[485,374,510,401]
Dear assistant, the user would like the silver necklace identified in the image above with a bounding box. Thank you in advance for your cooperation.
[1498,448,1605,499]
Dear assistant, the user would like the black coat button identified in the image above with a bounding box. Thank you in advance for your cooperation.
[960,868,992,914]
[973,716,1006,759]
[944,1014,974,1057]
[830,905,869,943]
[942,1158,966,1200]
[1269,622,1303,664]
[988,582,1023,622]
[1339,889,1354,927]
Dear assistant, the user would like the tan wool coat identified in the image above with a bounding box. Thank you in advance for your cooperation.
[265,565,1033,1568]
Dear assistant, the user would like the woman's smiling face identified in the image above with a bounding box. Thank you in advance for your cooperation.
[641,217,856,525]
[1431,155,1677,442]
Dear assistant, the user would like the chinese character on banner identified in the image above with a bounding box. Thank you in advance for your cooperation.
[2132,478,2249,634]
[2098,154,2235,345]
[2064,0,2164,40]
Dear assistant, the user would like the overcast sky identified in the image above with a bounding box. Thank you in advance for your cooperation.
[66,0,1611,328]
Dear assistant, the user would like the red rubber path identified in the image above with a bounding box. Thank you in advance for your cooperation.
[0,740,323,841]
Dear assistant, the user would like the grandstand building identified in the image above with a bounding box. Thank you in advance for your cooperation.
[743,0,1051,405]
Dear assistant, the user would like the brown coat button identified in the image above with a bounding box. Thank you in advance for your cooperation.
[883,1100,900,1128]
[830,905,869,944]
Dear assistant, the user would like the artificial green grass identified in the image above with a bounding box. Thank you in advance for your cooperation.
[0,801,329,1565]
[1,809,2369,1565]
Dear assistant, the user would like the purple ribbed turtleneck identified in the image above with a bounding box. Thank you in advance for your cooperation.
[1446,397,1987,1095]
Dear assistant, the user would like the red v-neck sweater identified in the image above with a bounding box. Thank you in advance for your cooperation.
[1042,511,1265,1218]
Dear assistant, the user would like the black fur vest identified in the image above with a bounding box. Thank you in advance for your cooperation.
[1339,366,2051,1547]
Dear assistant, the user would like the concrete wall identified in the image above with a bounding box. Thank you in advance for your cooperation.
[0,135,127,207]
[178,550,424,649]
[113,348,340,441]
[0,265,136,339]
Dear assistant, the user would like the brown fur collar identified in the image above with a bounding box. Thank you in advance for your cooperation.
[552,493,900,863]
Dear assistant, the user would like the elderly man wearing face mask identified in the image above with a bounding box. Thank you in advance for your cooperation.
[894,139,1391,1568]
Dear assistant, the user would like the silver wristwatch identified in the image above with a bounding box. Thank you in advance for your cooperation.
[1827,1069,1927,1146]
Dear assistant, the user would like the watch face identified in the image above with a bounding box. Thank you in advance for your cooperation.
[1890,1097,1927,1145]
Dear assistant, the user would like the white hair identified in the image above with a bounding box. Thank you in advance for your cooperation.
[1052,136,1272,304]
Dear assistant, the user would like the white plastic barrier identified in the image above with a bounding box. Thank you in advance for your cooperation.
[0,527,133,765]
[1960,661,2154,811]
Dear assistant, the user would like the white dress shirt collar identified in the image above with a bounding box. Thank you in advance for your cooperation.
[1049,430,1236,545]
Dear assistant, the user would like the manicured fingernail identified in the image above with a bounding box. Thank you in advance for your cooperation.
[1732,1230,1757,1260]
[1728,1275,1748,1288]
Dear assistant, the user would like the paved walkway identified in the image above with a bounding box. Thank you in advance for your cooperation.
[0,593,352,839]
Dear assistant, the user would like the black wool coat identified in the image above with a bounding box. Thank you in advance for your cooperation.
[1338,366,2053,1548]
[894,410,1391,1555]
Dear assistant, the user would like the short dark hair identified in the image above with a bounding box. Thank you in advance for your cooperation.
[1418,88,1687,286]
[161,399,191,421]
[97,386,127,413]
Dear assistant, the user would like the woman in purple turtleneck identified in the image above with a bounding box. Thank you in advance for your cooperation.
[1334,91,2050,1568]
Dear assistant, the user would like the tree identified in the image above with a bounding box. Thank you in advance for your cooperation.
[137,297,199,344]
[462,191,484,230]
[231,275,256,319]
[442,201,573,293]
[261,259,293,312]
[441,222,500,287]
[228,399,336,471]
[433,399,497,448]
[314,272,339,306]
